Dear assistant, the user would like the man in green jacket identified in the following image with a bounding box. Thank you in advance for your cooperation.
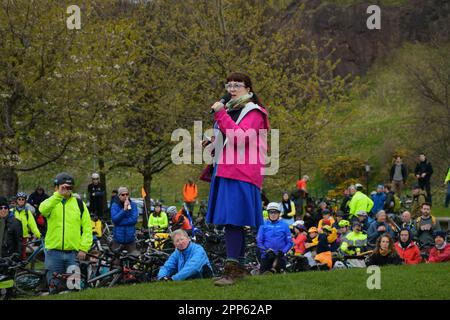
[39,172,92,291]
[348,184,374,222]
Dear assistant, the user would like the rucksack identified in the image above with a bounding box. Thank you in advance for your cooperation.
[76,197,85,218]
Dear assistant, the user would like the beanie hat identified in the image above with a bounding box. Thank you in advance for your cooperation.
[117,187,129,195]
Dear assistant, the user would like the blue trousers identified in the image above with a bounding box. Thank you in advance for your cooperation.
[44,250,77,292]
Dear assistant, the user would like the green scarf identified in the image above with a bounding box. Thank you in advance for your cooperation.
[225,92,253,111]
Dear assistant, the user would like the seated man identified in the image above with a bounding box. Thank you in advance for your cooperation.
[400,210,417,237]
[428,231,450,263]
[340,221,368,268]
[256,202,293,273]
[415,203,441,251]
[172,206,193,237]
[394,228,421,265]
[367,210,395,247]
[157,229,212,281]
[356,211,371,233]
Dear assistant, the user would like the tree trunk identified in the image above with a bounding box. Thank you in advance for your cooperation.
[142,170,152,228]
[98,156,109,218]
[0,166,19,198]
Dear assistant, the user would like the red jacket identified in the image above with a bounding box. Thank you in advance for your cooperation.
[394,242,422,264]
[428,244,450,263]
[296,179,307,192]
[292,233,307,255]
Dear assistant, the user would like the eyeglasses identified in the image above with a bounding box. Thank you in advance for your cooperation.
[120,193,129,196]
[0,206,8,210]
[268,210,279,214]
[17,198,26,201]
[225,83,246,90]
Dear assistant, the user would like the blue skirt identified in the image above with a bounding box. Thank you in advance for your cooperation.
[206,165,263,227]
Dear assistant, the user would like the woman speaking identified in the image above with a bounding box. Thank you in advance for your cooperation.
[206,72,269,286]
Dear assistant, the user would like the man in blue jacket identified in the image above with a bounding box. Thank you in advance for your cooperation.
[157,229,212,281]
[256,202,293,274]
[367,210,395,247]
[371,185,386,218]
[110,187,139,255]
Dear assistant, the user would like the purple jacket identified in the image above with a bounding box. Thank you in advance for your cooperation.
[214,102,269,189]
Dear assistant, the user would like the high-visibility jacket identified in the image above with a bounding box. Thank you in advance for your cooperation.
[91,219,102,238]
[340,231,367,255]
[148,212,169,232]
[444,168,450,184]
[183,183,198,202]
[39,192,92,252]
[348,191,374,219]
[13,208,41,239]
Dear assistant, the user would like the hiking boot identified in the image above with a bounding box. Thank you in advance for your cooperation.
[214,261,241,286]
[234,263,250,279]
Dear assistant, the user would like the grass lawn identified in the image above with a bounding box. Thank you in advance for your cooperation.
[33,262,450,300]
[433,207,450,218]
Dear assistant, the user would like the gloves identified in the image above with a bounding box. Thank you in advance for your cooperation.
[266,249,276,259]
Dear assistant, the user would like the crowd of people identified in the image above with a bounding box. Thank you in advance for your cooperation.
[1,70,449,293]
[0,163,449,293]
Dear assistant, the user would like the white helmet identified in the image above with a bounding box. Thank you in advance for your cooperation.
[266,202,281,212]
[292,220,305,227]
[166,206,177,216]
[91,173,100,179]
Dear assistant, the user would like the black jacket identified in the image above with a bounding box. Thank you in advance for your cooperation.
[383,191,395,213]
[27,191,49,215]
[366,252,403,266]
[390,164,408,182]
[414,160,433,182]
[1,216,23,258]
[88,183,106,215]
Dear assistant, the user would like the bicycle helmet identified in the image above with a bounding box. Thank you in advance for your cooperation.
[166,206,177,216]
[266,202,281,212]
[308,227,318,233]
[16,192,28,199]
[338,220,350,228]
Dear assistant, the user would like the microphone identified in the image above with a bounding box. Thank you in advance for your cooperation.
[210,92,232,114]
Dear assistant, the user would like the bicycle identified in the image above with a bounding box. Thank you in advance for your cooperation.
[25,238,45,270]
[0,254,47,299]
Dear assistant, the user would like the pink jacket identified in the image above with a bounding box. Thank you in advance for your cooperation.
[214,103,269,189]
